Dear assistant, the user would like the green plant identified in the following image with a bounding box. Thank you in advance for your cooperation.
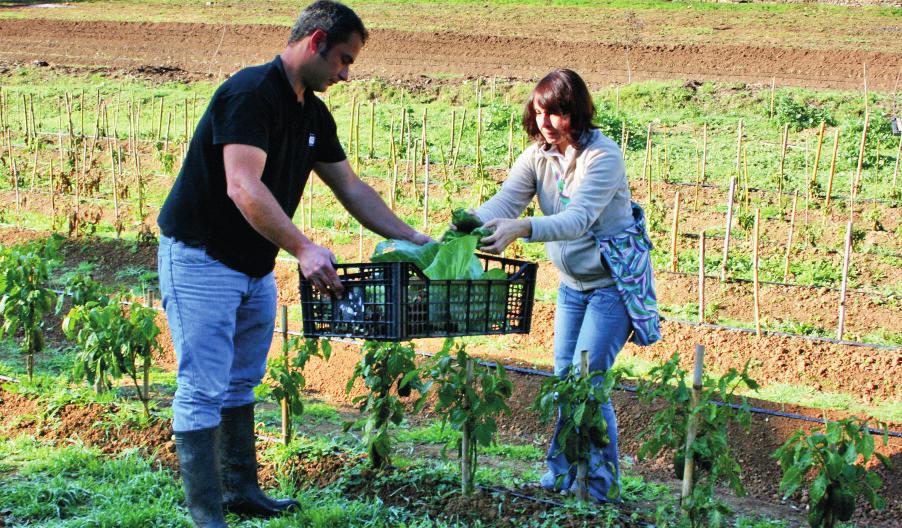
[0,249,57,381]
[424,339,513,494]
[345,340,428,469]
[774,417,892,527]
[636,352,758,527]
[532,353,620,502]
[772,94,834,131]
[62,297,161,416]
[55,268,112,314]
[268,336,331,443]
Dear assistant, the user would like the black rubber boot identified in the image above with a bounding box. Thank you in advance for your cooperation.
[174,427,228,528]
[220,403,299,517]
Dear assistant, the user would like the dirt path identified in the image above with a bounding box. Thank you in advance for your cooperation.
[0,18,900,90]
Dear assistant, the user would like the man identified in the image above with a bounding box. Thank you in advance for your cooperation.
[157,2,430,526]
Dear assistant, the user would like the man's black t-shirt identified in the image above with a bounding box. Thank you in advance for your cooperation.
[158,55,345,277]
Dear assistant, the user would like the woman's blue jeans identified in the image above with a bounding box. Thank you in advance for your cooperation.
[540,283,631,501]
[158,236,277,433]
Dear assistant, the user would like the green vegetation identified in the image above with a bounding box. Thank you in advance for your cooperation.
[636,352,759,527]
[775,417,893,528]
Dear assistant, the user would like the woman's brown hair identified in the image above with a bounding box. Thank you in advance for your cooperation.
[523,69,596,150]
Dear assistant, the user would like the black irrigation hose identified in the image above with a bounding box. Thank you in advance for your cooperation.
[433,354,902,439]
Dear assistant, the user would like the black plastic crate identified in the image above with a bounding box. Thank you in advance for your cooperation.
[299,254,537,341]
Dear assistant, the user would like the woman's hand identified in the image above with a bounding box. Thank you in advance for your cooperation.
[478,218,531,254]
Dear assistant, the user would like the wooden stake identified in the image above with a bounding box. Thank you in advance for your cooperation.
[420,107,428,166]
[680,345,704,509]
[701,122,708,183]
[720,177,737,281]
[735,119,743,180]
[108,138,119,236]
[643,123,652,204]
[507,112,514,168]
[143,290,154,401]
[752,208,761,337]
[853,113,869,197]
[783,192,798,282]
[49,156,56,228]
[892,131,901,192]
[809,121,826,202]
[825,128,840,210]
[670,191,681,272]
[423,153,430,230]
[698,231,706,323]
[778,124,789,203]
[369,101,375,159]
[280,305,291,445]
[461,357,475,495]
[836,220,853,340]
[576,350,590,503]
[449,109,456,164]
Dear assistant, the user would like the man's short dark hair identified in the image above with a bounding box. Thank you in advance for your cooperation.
[288,0,368,51]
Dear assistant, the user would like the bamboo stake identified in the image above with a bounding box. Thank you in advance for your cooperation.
[461,357,475,495]
[836,220,853,340]
[143,290,154,401]
[783,192,798,282]
[680,345,705,509]
[809,121,826,202]
[735,119,743,180]
[280,305,291,445]
[825,128,840,210]
[777,124,789,206]
[643,123,652,204]
[420,107,428,165]
[752,208,761,337]
[29,148,38,192]
[49,157,56,228]
[720,177,737,281]
[369,101,375,159]
[575,350,589,503]
[892,131,901,192]
[157,96,165,141]
[670,191,681,272]
[620,121,627,154]
[452,108,466,172]
[108,138,119,236]
[450,109,456,164]
[698,231,706,323]
[853,112,869,198]
[358,222,363,263]
[423,153,430,230]
[701,122,708,183]
[507,112,514,168]
[20,95,29,145]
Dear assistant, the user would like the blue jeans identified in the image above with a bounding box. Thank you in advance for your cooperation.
[540,283,631,501]
[158,236,277,432]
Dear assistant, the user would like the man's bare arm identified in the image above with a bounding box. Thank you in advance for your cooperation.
[314,159,431,244]
[224,143,344,295]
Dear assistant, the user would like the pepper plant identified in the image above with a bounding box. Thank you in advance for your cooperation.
[268,336,331,444]
[63,297,161,416]
[636,352,758,527]
[424,339,513,494]
[0,249,57,381]
[532,354,621,502]
[55,267,111,314]
[345,340,428,469]
[774,417,892,528]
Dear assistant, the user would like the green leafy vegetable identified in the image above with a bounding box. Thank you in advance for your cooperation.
[451,208,483,233]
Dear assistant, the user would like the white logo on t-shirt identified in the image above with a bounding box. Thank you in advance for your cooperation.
[308,134,316,147]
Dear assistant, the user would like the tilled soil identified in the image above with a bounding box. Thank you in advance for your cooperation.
[0,18,901,90]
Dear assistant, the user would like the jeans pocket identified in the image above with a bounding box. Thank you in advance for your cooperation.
[170,240,212,266]
[590,287,626,316]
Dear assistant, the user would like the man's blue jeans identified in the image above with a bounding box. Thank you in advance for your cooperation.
[540,283,631,501]
[158,236,277,433]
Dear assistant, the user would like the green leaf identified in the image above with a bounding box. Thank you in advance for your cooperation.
[809,472,828,505]
[371,240,440,271]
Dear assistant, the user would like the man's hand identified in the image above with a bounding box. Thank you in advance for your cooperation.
[478,218,531,254]
[297,241,344,298]
[408,231,434,246]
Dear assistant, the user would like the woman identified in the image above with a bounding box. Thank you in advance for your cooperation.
[471,69,659,501]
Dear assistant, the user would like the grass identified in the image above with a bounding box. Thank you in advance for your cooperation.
[752,383,902,424]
